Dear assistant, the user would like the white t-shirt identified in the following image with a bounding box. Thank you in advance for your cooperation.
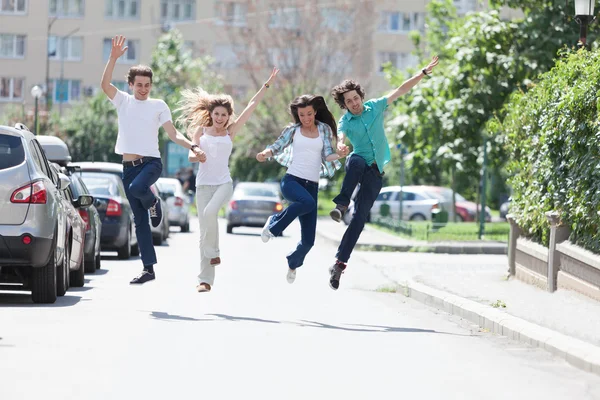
[286,128,323,183]
[195,130,233,186]
[109,90,172,158]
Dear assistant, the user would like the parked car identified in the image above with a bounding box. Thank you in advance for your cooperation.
[49,163,87,287]
[156,177,191,232]
[500,199,511,221]
[417,186,491,222]
[76,171,139,259]
[37,135,102,273]
[0,124,82,303]
[71,162,169,248]
[226,182,283,234]
[368,186,441,222]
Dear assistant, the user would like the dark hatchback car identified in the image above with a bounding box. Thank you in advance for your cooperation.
[79,172,139,259]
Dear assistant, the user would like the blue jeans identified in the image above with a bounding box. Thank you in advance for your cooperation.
[333,154,383,263]
[122,158,162,267]
[268,174,318,270]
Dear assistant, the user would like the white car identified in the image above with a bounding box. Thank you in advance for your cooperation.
[344,186,440,224]
[156,177,191,232]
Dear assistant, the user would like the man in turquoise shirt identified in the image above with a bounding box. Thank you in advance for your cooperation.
[327,56,439,291]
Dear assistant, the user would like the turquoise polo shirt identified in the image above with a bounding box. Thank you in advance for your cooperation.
[338,96,390,173]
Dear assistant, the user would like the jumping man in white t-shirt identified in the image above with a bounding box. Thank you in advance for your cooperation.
[100,35,205,285]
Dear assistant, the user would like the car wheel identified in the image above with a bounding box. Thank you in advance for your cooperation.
[117,230,131,260]
[84,253,97,273]
[455,214,465,223]
[410,214,426,221]
[226,224,233,234]
[32,244,58,304]
[56,242,69,297]
[70,253,85,288]
[181,220,190,233]
[95,251,101,270]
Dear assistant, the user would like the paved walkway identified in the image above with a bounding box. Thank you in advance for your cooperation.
[316,217,600,373]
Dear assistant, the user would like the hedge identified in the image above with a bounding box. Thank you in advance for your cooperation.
[500,48,600,254]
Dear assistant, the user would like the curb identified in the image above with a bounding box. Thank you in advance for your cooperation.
[398,279,600,376]
[316,230,507,255]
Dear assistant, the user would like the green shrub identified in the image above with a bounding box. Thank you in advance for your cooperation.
[501,49,600,253]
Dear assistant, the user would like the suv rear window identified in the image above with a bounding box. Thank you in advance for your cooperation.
[0,134,25,170]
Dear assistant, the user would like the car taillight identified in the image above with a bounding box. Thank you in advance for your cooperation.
[79,209,91,231]
[174,196,184,207]
[274,202,283,212]
[106,199,122,216]
[10,181,47,204]
[229,200,238,210]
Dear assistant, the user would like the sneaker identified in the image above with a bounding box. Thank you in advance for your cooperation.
[149,198,163,228]
[329,205,347,223]
[261,216,275,243]
[197,283,211,292]
[328,261,346,290]
[130,270,155,284]
[286,268,296,284]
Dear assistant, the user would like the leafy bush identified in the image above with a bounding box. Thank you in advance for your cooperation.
[500,49,600,253]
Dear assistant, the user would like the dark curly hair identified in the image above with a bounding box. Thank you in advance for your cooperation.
[126,65,153,85]
[330,79,365,110]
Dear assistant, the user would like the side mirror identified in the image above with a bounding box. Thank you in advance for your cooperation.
[57,173,71,190]
[73,194,94,209]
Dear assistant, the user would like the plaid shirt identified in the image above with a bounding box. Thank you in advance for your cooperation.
[266,121,341,178]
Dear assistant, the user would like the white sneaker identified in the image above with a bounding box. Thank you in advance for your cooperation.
[261,216,274,243]
[286,268,296,284]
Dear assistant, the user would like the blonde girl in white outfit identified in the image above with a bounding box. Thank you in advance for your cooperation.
[177,68,279,293]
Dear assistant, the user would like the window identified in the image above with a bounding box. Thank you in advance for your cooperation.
[103,38,138,63]
[268,7,300,29]
[160,0,194,21]
[322,51,352,74]
[0,77,24,101]
[320,8,352,33]
[213,45,242,69]
[454,0,477,14]
[378,51,417,73]
[48,36,83,61]
[0,0,27,14]
[402,192,416,201]
[105,0,139,19]
[267,47,299,71]
[51,79,81,103]
[215,1,247,26]
[0,134,25,171]
[378,11,424,33]
[377,191,396,201]
[49,0,84,17]
[0,34,25,58]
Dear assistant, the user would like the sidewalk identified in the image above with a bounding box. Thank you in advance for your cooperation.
[316,217,600,376]
[316,218,507,255]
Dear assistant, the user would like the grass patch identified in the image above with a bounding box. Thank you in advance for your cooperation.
[370,219,510,242]
[317,189,337,216]
[376,285,398,293]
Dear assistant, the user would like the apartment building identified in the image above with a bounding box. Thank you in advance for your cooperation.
[0,0,518,116]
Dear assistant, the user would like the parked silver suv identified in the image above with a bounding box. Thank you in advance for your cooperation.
[0,124,72,303]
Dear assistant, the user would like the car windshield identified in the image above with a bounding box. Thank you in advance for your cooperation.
[0,134,25,170]
[236,185,278,198]
[80,174,119,196]
[159,182,179,195]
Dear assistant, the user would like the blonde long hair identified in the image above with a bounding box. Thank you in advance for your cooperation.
[176,87,237,138]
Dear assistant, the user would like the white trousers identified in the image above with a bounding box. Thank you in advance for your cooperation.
[196,182,233,286]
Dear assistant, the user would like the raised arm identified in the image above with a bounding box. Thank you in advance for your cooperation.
[228,68,279,138]
[101,35,128,100]
[386,56,439,105]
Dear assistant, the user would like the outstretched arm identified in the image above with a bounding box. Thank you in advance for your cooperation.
[386,56,439,105]
[101,35,128,100]
[228,68,279,138]
[188,127,207,163]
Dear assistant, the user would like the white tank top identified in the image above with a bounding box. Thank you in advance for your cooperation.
[195,129,233,186]
[287,127,323,183]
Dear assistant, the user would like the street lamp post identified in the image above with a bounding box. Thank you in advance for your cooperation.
[575,0,597,48]
[30,85,43,135]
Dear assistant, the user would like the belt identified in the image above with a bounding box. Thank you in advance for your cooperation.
[370,162,385,176]
[122,156,156,168]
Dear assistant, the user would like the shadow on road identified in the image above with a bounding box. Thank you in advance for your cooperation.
[148,312,466,335]
[0,293,81,307]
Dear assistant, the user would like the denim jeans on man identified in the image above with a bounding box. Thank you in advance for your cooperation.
[333,154,383,263]
[268,174,318,270]
[122,157,162,267]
